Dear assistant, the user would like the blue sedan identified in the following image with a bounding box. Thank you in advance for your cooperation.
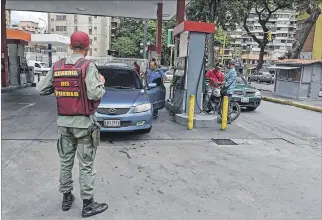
[95,65,165,133]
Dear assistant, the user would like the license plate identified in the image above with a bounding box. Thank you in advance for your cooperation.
[241,97,249,103]
[104,120,120,127]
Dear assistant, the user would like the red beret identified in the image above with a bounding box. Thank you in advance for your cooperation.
[70,31,90,48]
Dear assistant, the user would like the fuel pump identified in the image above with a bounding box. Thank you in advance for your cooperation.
[166,21,215,118]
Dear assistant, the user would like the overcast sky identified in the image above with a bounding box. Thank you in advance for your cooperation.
[11,11,48,27]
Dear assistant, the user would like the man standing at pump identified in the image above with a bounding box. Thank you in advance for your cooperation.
[37,31,108,218]
[223,59,237,124]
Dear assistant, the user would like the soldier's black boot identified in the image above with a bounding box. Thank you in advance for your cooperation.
[62,192,75,211]
[82,198,108,218]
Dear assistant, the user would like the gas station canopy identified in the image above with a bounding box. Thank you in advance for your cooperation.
[6,0,190,20]
[30,34,69,46]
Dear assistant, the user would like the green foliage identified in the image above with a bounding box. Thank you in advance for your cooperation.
[214,26,234,47]
[112,37,137,57]
[112,17,177,63]
[186,0,243,30]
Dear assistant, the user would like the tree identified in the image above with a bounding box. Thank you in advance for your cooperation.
[186,0,244,67]
[284,1,321,59]
[241,0,294,70]
[112,17,177,64]
[241,0,321,70]
[112,37,137,57]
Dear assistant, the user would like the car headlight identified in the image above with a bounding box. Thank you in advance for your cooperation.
[255,90,261,96]
[134,103,151,113]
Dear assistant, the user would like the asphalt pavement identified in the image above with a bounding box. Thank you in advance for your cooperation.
[1,87,321,220]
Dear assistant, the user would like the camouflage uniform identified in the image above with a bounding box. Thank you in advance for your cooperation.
[38,53,105,200]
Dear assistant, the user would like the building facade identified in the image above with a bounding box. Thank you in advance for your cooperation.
[228,9,297,65]
[18,21,42,34]
[48,13,117,57]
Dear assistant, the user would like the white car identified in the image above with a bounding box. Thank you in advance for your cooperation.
[28,60,51,76]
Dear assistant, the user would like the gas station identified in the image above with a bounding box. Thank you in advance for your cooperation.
[2,2,322,219]
[2,0,222,128]
[2,0,188,87]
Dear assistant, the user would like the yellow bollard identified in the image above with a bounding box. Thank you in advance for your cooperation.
[188,95,195,130]
[221,96,229,130]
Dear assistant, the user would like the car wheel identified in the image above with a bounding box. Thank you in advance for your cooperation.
[257,79,260,83]
[246,107,257,111]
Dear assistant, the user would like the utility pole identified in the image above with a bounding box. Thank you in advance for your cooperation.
[143,19,148,60]
[39,17,52,67]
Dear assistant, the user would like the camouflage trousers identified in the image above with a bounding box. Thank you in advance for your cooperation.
[57,127,98,200]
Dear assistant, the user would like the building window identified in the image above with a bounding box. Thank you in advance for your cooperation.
[51,28,54,32]
[94,26,97,30]
[94,16,97,19]
[74,15,78,24]
[89,16,92,23]
[90,39,92,44]
[94,37,97,41]
[56,15,66,21]
[51,18,54,22]
[94,48,97,51]
[74,26,78,32]
[89,27,92,34]
[56,26,67,32]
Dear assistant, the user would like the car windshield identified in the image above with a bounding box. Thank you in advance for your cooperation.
[236,76,248,85]
[40,63,48,68]
[98,68,142,89]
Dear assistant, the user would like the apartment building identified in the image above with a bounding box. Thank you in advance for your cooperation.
[5,10,11,27]
[48,13,117,57]
[18,21,42,34]
[228,9,297,64]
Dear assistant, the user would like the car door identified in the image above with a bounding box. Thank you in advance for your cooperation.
[145,75,166,111]
[34,63,41,74]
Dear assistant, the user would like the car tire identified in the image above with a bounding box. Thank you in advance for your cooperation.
[246,107,257,111]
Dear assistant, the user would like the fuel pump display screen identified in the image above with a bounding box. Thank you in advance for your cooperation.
[174,57,186,77]
[174,57,186,70]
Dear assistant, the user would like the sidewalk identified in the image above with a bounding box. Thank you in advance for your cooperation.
[1,83,33,93]
[261,91,322,112]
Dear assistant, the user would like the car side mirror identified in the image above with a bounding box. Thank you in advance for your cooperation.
[148,83,157,89]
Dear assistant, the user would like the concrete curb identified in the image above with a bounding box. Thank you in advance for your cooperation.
[262,96,322,113]
[1,83,33,93]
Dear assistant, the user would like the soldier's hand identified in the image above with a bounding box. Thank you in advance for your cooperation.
[99,74,105,84]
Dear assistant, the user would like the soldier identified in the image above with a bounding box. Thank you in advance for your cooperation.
[37,31,108,218]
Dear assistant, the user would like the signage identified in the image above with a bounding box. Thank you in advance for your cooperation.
[174,57,186,70]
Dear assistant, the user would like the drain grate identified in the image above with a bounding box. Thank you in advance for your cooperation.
[211,139,238,145]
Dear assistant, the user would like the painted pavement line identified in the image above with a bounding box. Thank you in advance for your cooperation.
[1,103,35,120]
[262,96,322,113]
